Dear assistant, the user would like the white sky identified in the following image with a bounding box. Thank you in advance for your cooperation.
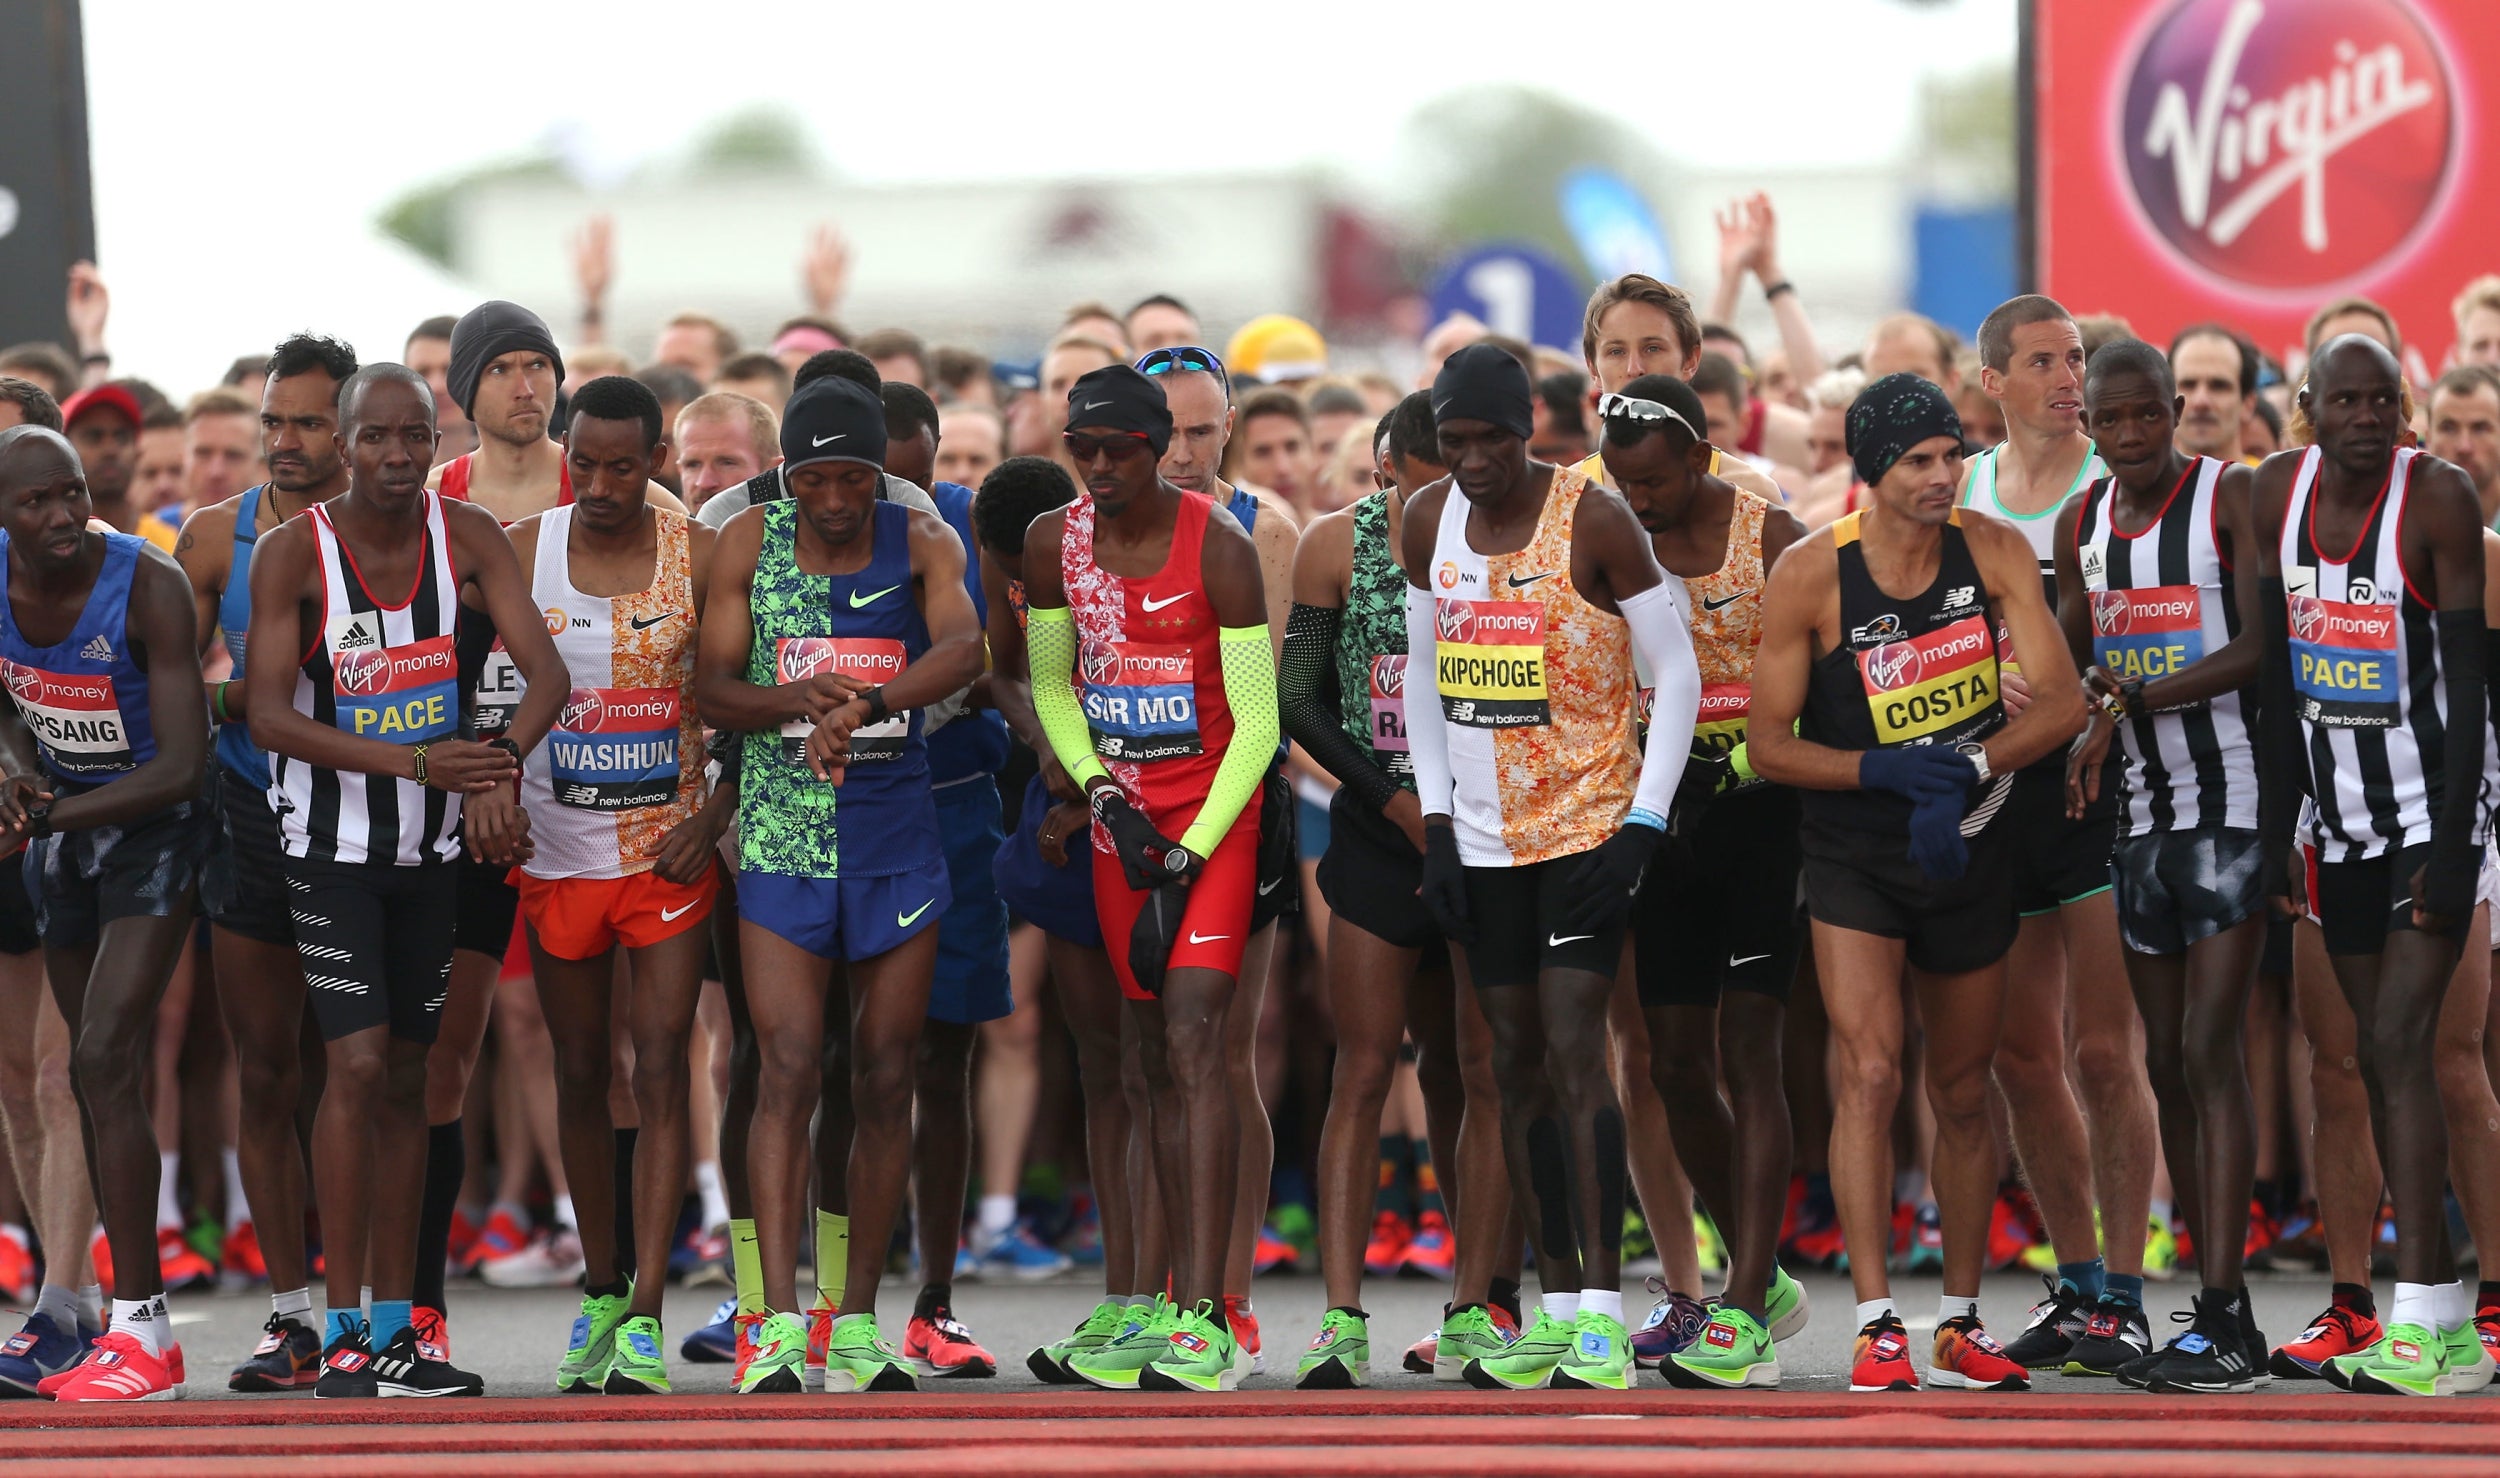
[76,0,2014,388]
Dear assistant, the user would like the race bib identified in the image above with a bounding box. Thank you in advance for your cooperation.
[1368,654,1410,776]
[329,614,457,744]
[1079,639,1200,762]
[0,662,133,774]
[778,637,910,762]
[1434,599,1547,729]
[2090,586,2205,683]
[1858,613,1997,746]
[472,641,522,736]
[547,687,681,810]
[2288,593,2398,728]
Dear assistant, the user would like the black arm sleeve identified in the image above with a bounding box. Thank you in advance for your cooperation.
[707,726,743,787]
[2485,625,2500,781]
[2256,575,2302,898]
[2423,608,2489,920]
[1279,601,1401,815]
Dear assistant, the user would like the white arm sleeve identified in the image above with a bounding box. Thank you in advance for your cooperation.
[1403,582,1456,818]
[1619,580,1698,823]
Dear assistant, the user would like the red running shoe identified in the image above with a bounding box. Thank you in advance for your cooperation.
[806,1298,832,1375]
[445,1205,481,1269]
[730,1310,764,1387]
[411,1305,450,1364]
[88,1229,112,1293]
[1931,1314,2029,1390]
[1362,1211,1412,1278]
[2242,1200,2278,1271]
[458,1207,529,1275]
[1850,1314,1919,1392]
[2477,1299,2500,1365]
[50,1332,181,1402]
[1987,1192,2041,1272]
[1402,1210,1457,1279]
[2271,1300,2382,1381]
[1224,1294,1261,1371]
[155,1229,216,1294]
[0,1226,33,1304]
[1252,1225,1299,1275]
[220,1221,267,1287]
[903,1305,997,1378]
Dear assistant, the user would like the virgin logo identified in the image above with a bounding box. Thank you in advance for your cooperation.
[1436,603,1475,644]
[1079,640,1122,686]
[2,665,38,703]
[560,688,606,732]
[1372,654,1406,698]
[780,639,836,682]
[1865,641,1923,692]
[334,647,391,697]
[2123,0,2455,291]
[2289,594,2327,642]
[2091,590,2134,635]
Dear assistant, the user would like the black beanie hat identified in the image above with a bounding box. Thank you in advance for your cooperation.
[1431,342,1534,442]
[1846,372,1966,489]
[1066,364,1172,455]
[447,301,566,417]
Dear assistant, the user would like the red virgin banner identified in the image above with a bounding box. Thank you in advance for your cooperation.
[2026,0,2495,379]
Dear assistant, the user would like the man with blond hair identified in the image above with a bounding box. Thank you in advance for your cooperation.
[2452,276,2500,369]
[675,392,781,516]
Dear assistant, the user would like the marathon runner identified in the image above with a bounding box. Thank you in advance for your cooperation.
[173,333,357,1392]
[1024,364,1280,1393]
[692,376,982,1394]
[1595,375,1814,1389]
[0,426,211,1402]
[1576,275,1784,505]
[694,352,937,527]
[2255,335,2496,1397]
[1281,391,1518,1388]
[1748,371,2085,1393]
[2053,340,2268,1390]
[489,377,725,1394]
[1397,344,1699,1392]
[244,363,568,1398]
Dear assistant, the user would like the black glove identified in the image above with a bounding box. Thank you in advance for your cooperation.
[1126,876,1193,999]
[1906,788,1971,882]
[1859,746,1976,803]
[1419,819,1473,944]
[1556,823,1664,935]
[1093,788,1185,891]
[1669,749,1733,836]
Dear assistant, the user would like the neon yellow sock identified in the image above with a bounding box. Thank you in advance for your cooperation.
[815,1210,849,1311]
[728,1218,763,1317]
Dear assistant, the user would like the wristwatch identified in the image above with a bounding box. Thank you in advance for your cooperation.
[1162,845,1195,877]
[2117,676,2146,716]
[1954,741,1992,786]
[861,685,889,723]
[411,741,430,787]
[23,801,52,841]
[486,736,523,766]
[1088,784,1122,821]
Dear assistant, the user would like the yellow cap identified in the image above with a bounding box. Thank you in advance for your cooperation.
[1225,314,1329,384]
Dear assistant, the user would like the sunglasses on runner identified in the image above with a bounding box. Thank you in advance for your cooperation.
[1063,431,1160,463]
[1135,345,1231,402]
[1597,392,1702,440]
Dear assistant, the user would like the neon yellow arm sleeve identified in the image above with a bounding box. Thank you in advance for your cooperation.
[1024,606,1110,792]
[1181,625,1279,858]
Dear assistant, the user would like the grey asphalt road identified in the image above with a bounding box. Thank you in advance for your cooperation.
[129,1265,2377,1400]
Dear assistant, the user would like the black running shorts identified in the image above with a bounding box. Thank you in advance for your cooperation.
[207,764,294,947]
[1635,785,1803,1008]
[2110,826,2265,956]
[1801,820,2016,976]
[1315,785,1437,952]
[1459,849,1626,988]
[453,854,519,959]
[2007,768,2118,917]
[286,857,458,1043]
[24,790,215,950]
[2308,842,2442,958]
[0,851,37,957]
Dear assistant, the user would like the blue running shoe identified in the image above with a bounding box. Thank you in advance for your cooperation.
[681,1298,739,1364]
[977,1219,1074,1281]
[0,1313,99,1397]
[1630,1280,1710,1370]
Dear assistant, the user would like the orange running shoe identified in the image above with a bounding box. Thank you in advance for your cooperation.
[1850,1314,1919,1392]
[730,1310,765,1387]
[0,1226,33,1304]
[1224,1294,1262,1373]
[50,1331,181,1402]
[411,1305,451,1364]
[2478,1298,2500,1365]
[903,1305,998,1378]
[806,1297,832,1376]
[2271,1299,2382,1381]
[1402,1210,1457,1279]
[1930,1313,2030,1390]
[155,1228,216,1294]
[1362,1211,1413,1278]
[220,1221,267,1288]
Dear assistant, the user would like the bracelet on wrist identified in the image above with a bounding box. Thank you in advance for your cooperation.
[1762,279,1796,301]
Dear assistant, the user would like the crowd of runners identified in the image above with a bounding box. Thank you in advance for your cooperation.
[1,228,2499,1401]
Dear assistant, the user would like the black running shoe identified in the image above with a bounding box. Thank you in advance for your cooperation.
[230,1312,322,1392]
[2001,1275,2089,1369]
[2236,1293,2270,1388]
[2116,1308,2194,1389]
[2060,1294,2150,1375]
[373,1326,484,1397]
[2150,1293,2260,1394]
[315,1326,378,1400]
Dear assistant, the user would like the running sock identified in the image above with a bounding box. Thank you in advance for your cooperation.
[2333,1282,2377,1319]
[977,1193,1017,1240]
[1412,1140,1447,1219]
[273,1287,313,1321]
[2392,1281,2436,1332]
[611,1128,638,1282]
[156,1151,182,1232]
[414,1120,464,1314]
[1939,1293,1979,1325]
[2104,1272,2145,1306]
[2057,1257,2106,1302]
[728,1218,763,1317]
[1489,1276,1524,1327]
[79,1284,103,1329]
[915,1284,950,1320]
[2435,1280,2469,1334]
[360,1286,373,1318]
[695,1161,730,1232]
[814,1210,849,1310]
[1580,1288,1624,1323]
[551,1194,580,1233]
[585,1277,629,1302]
[325,1309,359,1349]
[34,1283,78,1332]
[1374,1135,1414,1218]
[1124,1293,1156,1309]
[1540,1291,1580,1322]
[1856,1297,1899,1326]
[370,1298,412,1351]
[109,1298,163,1357]
[222,1148,251,1230]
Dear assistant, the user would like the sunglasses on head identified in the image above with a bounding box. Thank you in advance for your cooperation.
[1063,430,1158,463]
[1136,345,1231,401]
[1597,392,1701,440]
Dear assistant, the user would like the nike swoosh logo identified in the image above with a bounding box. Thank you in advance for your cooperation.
[1728,952,1769,966]
[850,585,901,607]
[812,434,845,447]
[1702,591,1752,612]
[1082,401,1111,411]
[1257,878,1281,895]
[660,901,698,922]
[629,613,671,630]
[1548,933,1593,947]
[898,900,934,927]
[1187,930,1229,944]
[1141,592,1189,612]
[1505,572,1555,589]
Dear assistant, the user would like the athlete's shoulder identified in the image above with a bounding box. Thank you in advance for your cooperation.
[644,480,688,515]
[1714,454,1782,504]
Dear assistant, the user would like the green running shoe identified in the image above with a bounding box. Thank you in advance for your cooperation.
[1141,1302,1241,1393]
[822,1311,917,1392]
[1694,1214,1726,1277]
[557,1287,631,1394]
[1295,1308,1368,1389]
[1029,1298,1133,1384]
[2344,1322,2447,1396]
[1763,1266,1811,1342]
[1068,1296,1176,1390]
[738,1311,808,1394]
[1464,1308,1573,1390]
[1434,1304,1511,1382]
[1664,1306,1781,1389]
[1551,1309,1634,1390]
[2446,1322,2496,1394]
[603,1315,670,1395]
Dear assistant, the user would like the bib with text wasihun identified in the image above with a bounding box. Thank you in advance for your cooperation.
[548,687,681,810]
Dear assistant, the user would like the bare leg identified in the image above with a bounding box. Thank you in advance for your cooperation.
[1222,924,1276,1297]
[1051,938,1136,1295]
[2293,920,2381,1288]
[2062,893,2157,1277]
[1314,912,1421,1311]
